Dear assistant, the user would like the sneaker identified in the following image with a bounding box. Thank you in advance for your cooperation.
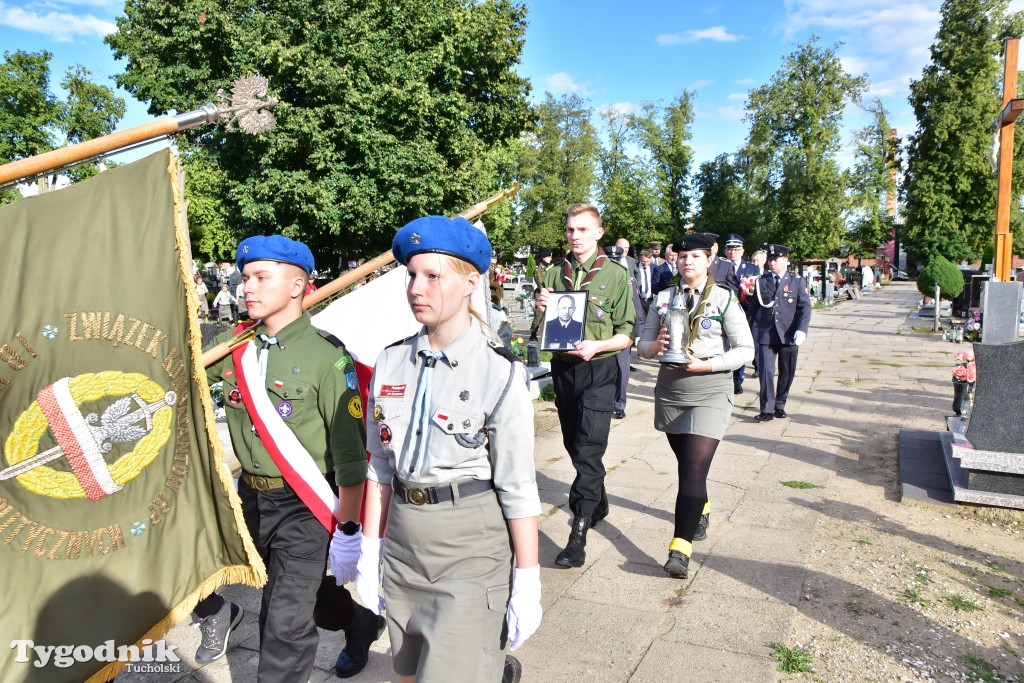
[692,513,710,541]
[503,654,523,683]
[663,550,689,579]
[195,601,243,665]
[335,606,386,678]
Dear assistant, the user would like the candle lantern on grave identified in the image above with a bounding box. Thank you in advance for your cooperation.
[661,292,692,365]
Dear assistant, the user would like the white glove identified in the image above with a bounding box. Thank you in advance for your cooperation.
[506,565,542,651]
[355,535,386,615]
[793,330,806,346]
[328,524,361,585]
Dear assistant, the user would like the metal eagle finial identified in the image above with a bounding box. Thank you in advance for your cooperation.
[215,74,279,135]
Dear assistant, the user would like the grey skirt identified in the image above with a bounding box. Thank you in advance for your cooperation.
[382,483,512,682]
[654,367,733,439]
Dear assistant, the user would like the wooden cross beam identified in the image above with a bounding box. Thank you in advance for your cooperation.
[993,38,1021,282]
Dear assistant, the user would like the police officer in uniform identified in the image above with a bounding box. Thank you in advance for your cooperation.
[722,233,760,394]
[353,216,542,682]
[746,244,811,421]
[535,203,636,568]
[194,235,383,681]
[702,232,740,294]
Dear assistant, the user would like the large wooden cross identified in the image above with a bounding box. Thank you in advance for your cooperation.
[992,38,1021,282]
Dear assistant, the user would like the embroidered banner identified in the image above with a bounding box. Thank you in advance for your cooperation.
[0,151,265,683]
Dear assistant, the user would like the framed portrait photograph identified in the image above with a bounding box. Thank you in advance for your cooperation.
[541,291,587,351]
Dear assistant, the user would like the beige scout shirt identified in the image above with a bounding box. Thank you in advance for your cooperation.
[366,324,542,520]
[636,277,754,372]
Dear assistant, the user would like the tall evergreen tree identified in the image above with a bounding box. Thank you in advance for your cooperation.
[845,99,899,254]
[743,37,865,259]
[903,0,1024,263]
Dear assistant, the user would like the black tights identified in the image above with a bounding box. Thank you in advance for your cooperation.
[666,432,720,544]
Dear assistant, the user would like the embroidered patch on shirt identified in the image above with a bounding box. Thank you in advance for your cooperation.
[227,388,242,406]
[700,318,713,330]
[379,384,406,398]
[335,356,353,371]
[373,405,384,421]
[224,369,233,378]
[348,396,363,419]
[277,400,293,418]
[379,423,393,446]
[345,370,358,391]
[273,380,284,389]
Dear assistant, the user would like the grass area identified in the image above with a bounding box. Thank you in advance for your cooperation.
[912,326,941,334]
[855,538,872,546]
[987,586,1011,598]
[769,642,814,674]
[538,383,556,401]
[983,560,1006,574]
[943,594,982,612]
[869,360,904,367]
[839,359,847,363]
[900,586,930,607]
[780,480,824,489]
[1002,643,1018,657]
[963,653,1000,683]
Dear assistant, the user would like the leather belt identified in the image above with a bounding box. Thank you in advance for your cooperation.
[242,473,286,491]
[392,475,494,506]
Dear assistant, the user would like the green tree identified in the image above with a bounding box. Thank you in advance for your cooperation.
[743,37,866,259]
[692,153,763,246]
[107,0,533,258]
[515,93,599,250]
[845,99,898,253]
[903,0,1024,263]
[630,93,694,237]
[917,254,965,299]
[0,50,125,202]
[597,108,660,248]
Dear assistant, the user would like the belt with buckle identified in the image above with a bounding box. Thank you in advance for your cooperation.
[391,475,494,506]
[242,473,286,491]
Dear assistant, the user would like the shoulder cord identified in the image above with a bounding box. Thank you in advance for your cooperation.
[755,276,776,309]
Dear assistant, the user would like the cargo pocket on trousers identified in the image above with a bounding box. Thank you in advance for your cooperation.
[486,584,510,613]
[276,556,327,637]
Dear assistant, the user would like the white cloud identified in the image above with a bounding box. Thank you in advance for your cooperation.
[689,79,714,91]
[715,105,747,122]
[735,77,756,86]
[726,92,747,102]
[596,101,635,118]
[0,2,116,40]
[543,71,587,95]
[656,26,743,46]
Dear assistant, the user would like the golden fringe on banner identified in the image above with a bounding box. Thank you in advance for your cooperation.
[86,150,268,683]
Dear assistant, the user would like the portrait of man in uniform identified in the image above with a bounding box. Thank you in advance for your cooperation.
[542,292,586,350]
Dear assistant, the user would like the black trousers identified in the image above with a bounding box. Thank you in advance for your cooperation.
[613,347,629,412]
[756,343,799,413]
[551,355,617,519]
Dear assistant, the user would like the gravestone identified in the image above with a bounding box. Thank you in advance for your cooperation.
[965,340,1024,453]
[980,281,1023,343]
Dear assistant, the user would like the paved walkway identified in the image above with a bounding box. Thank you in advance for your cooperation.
[118,282,945,683]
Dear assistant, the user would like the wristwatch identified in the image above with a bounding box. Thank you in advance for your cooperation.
[340,520,361,536]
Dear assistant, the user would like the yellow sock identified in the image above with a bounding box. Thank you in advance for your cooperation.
[668,537,692,556]
[701,501,711,515]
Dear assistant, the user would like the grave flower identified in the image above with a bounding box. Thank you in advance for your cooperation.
[952,351,976,383]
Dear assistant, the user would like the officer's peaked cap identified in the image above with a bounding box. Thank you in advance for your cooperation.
[724,233,745,247]
[236,235,315,275]
[672,232,716,252]
[392,216,492,274]
[765,243,791,260]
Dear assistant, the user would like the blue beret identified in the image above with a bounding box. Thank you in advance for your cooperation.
[724,233,744,247]
[392,216,492,274]
[236,235,315,274]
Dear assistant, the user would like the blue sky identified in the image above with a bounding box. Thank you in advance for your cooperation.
[3,0,1022,170]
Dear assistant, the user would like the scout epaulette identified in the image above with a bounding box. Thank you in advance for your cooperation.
[316,328,346,348]
[384,333,418,350]
[488,341,521,365]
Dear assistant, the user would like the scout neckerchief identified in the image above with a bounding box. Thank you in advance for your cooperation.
[671,273,720,348]
[561,251,608,290]
[230,324,340,533]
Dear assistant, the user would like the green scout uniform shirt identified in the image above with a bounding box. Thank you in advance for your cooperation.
[533,263,548,297]
[537,250,636,360]
[206,312,367,487]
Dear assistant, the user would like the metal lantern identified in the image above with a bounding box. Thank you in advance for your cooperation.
[661,292,692,365]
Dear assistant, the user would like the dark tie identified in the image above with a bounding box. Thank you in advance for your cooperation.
[642,267,649,298]
[773,275,780,289]
[684,287,696,313]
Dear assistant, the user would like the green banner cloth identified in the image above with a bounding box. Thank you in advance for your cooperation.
[0,150,265,683]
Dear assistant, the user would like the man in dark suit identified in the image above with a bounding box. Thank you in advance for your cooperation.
[652,244,678,294]
[723,233,760,394]
[702,233,740,294]
[746,244,811,421]
[544,294,585,349]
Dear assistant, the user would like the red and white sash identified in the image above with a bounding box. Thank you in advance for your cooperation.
[231,340,339,533]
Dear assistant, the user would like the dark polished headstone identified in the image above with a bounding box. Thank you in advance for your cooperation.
[967,470,1024,495]
[965,340,1024,453]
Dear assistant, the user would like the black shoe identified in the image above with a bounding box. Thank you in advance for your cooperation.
[733,385,744,395]
[503,654,523,683]
[750,370,759,379]
[195,601,243,665]
[335,606,386,678]
[590,490,609,528]
[663,550,690,579]
[555,516,590,568]
[754,412,774,422]
[774,408,788,419]
[692,513,710,542]
[629,365,638,372]
[612,409,625,419]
